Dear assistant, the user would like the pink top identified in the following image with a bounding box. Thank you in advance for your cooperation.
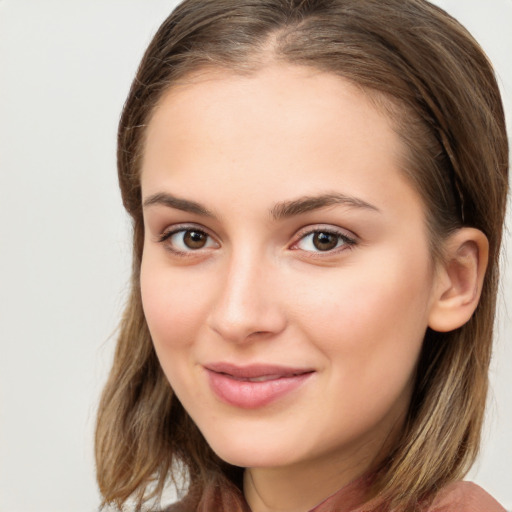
[426,481,506,512]
[166,477,506,511]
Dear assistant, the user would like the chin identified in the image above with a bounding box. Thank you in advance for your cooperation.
[213,446,294,469]
[201,425,299,469]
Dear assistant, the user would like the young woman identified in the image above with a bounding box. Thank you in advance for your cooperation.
[95,1,509,511]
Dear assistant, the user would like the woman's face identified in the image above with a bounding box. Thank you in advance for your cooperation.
[140,65,440,477]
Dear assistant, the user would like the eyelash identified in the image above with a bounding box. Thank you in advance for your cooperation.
[156,224,357,257]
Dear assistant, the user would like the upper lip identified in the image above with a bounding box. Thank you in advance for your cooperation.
[204,362,314,379]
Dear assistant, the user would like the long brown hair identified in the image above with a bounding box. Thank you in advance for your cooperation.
[95,1,509,510]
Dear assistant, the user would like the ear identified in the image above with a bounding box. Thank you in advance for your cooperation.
[428,228,489,333]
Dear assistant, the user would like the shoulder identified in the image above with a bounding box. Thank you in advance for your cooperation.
[429,481,507,512]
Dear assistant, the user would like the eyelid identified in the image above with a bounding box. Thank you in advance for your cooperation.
[156,222,214,240]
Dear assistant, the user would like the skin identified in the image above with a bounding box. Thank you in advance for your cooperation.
[139,65,485,512]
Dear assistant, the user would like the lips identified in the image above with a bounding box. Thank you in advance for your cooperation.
[204,363,314,409]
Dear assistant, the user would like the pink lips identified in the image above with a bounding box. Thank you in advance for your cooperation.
[204,362,314,409]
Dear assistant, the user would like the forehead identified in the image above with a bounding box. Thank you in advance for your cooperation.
[140,64,421,220]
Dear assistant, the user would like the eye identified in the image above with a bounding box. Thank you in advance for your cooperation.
[159,227,218,253]
[294,229,356,253]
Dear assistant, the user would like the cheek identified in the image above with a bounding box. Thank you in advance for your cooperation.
[140,259,209,351]
[290,259,432,443]
[290,250,433,382]
[140,260,213,402]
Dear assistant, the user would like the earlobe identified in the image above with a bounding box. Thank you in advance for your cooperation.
[428,228,489,333]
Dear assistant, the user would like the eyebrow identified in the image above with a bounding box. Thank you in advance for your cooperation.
[143,192,215,217]
[142,191,379,219]
[270,193,380,220]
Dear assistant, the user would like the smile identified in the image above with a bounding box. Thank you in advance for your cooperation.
[204,363,315,409]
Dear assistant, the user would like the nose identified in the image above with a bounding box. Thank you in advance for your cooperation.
[207,249,287,344]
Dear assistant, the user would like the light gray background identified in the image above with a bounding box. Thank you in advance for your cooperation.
[0,1,510,511]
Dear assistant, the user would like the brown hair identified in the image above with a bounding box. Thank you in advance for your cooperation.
[95,1,509,510]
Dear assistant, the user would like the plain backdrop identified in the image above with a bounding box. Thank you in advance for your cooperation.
[0,1,510,511]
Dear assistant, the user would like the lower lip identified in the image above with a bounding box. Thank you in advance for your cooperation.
[206,370,313,409]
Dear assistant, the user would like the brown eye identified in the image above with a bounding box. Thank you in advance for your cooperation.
[312,232,339,251]
[183,230,208,249]
[294,228,356,253]
[162,228,218,253]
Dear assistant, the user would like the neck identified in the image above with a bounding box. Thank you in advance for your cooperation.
[242,409,409,512]
[243,446,377,512]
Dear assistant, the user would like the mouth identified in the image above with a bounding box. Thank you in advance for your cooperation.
[204,362,315,409]
[228,374,299,382]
